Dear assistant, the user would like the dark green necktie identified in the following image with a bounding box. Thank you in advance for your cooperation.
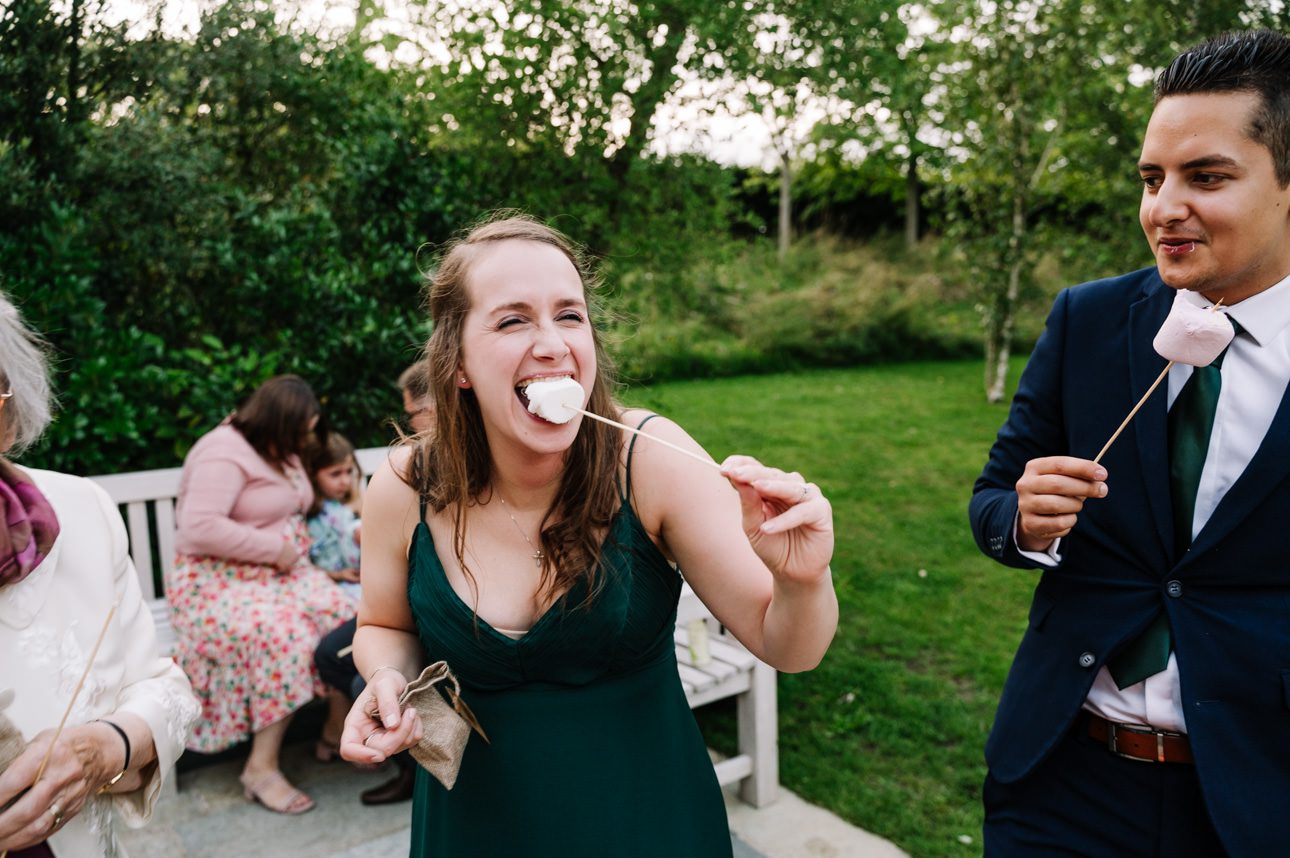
[1107,315,1239,689]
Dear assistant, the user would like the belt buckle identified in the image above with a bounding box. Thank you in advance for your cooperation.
[1105,720,1177,763]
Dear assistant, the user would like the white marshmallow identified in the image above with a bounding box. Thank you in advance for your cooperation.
[1153,292,1235,366]
[524,377,584,424]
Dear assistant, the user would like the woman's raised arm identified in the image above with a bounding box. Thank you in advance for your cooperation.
[625,412,837,673]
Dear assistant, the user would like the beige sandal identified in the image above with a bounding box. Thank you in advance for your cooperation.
[239,770,315,815]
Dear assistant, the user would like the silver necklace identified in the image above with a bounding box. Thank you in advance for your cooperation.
[497,495,544,569]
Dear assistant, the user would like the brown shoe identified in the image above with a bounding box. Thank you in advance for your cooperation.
[360,765,415,805]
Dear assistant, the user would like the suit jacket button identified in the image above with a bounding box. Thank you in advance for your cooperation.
[1166,580,1183,598]
[1078,652,1096,668]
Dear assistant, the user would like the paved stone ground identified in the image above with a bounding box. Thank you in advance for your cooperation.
[119,741,907,857]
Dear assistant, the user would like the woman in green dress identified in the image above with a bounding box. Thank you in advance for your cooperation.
[340,215,838,857]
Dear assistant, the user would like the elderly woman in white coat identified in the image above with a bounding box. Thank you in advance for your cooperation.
[0,295,198,857]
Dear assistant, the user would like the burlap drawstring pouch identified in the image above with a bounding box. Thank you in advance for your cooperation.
[396,662,488,789]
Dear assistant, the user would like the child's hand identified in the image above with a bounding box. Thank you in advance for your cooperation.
[328,568,361,584]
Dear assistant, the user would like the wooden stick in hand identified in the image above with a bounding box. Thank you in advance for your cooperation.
[572,409,722,470]
[35,603,117,783]
[0,604,118,858]
[1093,298,1226,465]
[1093,362,1172,464]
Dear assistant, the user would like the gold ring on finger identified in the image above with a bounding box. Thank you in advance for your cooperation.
[48,801,63,829]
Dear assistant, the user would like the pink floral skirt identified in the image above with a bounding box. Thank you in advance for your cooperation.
[166,519,355,753]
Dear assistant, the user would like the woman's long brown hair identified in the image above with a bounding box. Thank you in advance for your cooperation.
[405,214,623,606]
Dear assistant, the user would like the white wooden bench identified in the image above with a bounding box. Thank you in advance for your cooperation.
[89,447,778,806]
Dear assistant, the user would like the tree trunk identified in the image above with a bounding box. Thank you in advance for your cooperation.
[983,323,999,401]
[985,258,1022,402]
[65,0,84,127]
[900,111,920,250]
[778,154,792,262]
[985,188,1027,403]
[904,148,919,250]
[604,4,686,232]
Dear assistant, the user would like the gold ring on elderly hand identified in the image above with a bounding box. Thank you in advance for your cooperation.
[363,732,376,747]
[48,801,63,829]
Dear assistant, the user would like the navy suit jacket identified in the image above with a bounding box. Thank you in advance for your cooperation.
[969,267,1290,857]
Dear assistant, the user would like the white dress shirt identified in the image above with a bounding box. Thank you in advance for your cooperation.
[1020,274,1290,732]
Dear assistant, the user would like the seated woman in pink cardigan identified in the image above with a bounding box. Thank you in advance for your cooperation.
[168,375,355,814]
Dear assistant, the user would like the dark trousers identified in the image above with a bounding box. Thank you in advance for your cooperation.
[314,617,413,772]
[984,718,1227,857]
[315,617,365,700]
[10,844,54,857]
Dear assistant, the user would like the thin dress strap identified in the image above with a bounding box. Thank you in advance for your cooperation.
[621,413,660,504]
[419,494,428,524]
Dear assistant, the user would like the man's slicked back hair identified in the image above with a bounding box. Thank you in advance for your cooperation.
[1155,30,1290,186]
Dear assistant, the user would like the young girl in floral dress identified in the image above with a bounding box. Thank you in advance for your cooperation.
[306,432,363,604]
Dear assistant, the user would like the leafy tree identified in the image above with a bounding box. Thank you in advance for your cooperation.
[807,1,946,249]
[937,0,1257,402]
[391,0,767,242]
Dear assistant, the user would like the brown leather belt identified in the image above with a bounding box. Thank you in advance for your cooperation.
[1082,712,1194,764]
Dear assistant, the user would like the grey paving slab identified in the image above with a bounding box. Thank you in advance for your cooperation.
[119,741,901,858]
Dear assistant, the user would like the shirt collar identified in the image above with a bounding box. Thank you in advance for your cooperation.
[1177,272,1290,347]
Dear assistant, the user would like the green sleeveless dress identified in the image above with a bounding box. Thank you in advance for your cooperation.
[407,422,732,857]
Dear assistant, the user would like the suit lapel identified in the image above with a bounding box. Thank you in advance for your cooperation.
[1127,278,1175,561]
[1186,376,1290,561]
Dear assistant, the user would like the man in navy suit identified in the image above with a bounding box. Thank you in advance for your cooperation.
[970,30,1290,857]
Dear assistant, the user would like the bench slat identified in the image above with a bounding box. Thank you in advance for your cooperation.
[713,754,754,786]
[155,498,177,583]
[91,467,184,503]
[150,600,177,658]
[686,671,753,708]
[676,661,719,693]
[354,447,390,480]
[706,636,759,671]
[125,502,155,600]
[674,647,740,685]
[673,629,741,675]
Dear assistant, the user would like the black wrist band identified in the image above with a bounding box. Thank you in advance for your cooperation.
[95,719,131,772]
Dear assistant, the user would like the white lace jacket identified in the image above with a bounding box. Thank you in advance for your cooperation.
[0,467,199,857]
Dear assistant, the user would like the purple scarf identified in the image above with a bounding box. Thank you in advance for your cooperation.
[0,460,59,587]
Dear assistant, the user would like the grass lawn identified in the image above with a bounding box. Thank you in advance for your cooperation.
[623,358,1033,858]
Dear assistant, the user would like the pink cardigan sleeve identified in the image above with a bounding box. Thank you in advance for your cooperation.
[176,454,284,564]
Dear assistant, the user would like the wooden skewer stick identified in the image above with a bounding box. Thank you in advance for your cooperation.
[0,603,118,858]
[1093,362,1172,464]
[1092,298,1226,465]
[571,408,722,470]
[34,603,118,783]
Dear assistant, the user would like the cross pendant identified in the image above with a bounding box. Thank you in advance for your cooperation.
[532,551,544,568]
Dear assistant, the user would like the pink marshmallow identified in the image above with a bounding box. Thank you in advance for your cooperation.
[1152,292,1235,366]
